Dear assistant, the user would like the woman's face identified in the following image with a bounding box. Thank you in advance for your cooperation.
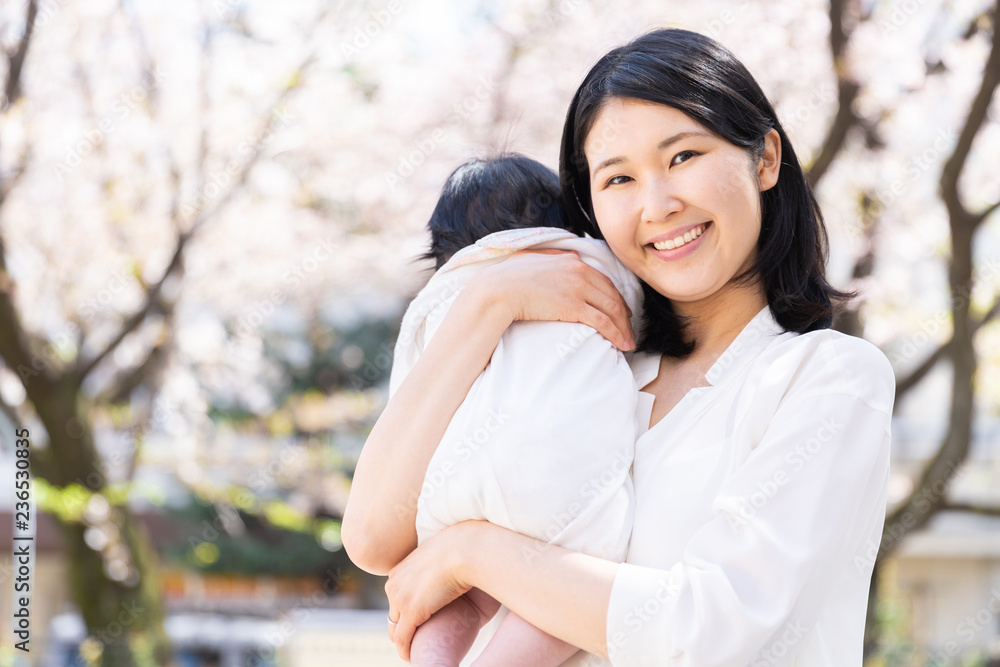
[584,98,780,306]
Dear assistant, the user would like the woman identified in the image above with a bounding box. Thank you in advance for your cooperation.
[343,28,893,666]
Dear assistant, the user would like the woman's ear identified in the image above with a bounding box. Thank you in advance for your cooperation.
[758,129,781,192]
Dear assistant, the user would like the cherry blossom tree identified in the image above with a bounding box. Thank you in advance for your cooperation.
[1,0,998,664]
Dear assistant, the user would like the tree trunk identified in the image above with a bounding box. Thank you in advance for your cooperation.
[25,376,170,665]
[61,515,169,666]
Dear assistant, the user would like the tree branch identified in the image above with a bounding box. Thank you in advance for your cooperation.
[975,198,1000,225]
[0,0,38,207]
[878,2,1000,559]
[98,318,172,404]
[894,339,951,400]
[181,54,316,228]
[941,502,1000,517]
[895,290,1000,401]
[833,192,879,337]
[0,150,30,209]
[73,28,323,385]
[828,0,850,57]
[119,0,159,110]
[72,229,190,383]
[806,0,862,188]
[0,381,21,431]
[940,0,1000,223]
[0,2,45,397]
[3,0,38,107]
[0,235,45,381]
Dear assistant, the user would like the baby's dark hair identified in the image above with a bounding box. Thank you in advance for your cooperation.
[422,153,574,269]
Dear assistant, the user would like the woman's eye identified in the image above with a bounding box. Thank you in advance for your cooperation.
[605,175,632,187]
[671,150,699,166]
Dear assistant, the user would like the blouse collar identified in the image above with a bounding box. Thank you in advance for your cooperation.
[629,305,787,391]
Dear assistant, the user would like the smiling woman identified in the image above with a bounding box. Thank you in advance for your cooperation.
[585,101,774,305]
[345,27,894,667]
[559,29,848,363]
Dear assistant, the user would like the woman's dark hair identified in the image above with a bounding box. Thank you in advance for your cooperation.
[422,153,573,269]
[559,28,849,357]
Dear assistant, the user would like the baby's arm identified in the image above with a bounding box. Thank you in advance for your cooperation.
[472,612,579,667]
[410,588,501,667]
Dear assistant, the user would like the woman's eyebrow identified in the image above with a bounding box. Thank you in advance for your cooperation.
[592,156,626,179]
[658,130,713,151]
[591,130,714,180]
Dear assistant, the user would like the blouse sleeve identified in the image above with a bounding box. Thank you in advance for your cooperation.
[605,334,894,666]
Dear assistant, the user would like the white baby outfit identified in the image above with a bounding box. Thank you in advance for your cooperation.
[389,227,644,563]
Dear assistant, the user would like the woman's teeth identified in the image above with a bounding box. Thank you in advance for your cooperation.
[652,223,707,251]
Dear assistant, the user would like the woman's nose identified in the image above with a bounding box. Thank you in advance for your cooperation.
[640,178,683,224]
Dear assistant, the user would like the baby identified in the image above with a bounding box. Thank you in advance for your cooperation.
[389,154,643,667]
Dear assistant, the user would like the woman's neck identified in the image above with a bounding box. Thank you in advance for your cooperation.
[674,282,769,364]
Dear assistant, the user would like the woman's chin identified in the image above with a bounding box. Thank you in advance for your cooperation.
[644,280,719,304]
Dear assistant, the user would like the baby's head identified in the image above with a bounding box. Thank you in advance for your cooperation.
[423,153,573,269]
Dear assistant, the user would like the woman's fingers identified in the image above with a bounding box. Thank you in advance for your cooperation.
[384,530,467,662]
[562,260,634,350]
[578,303,632,351]
[387,606,399,641]
[580,267,635,348]
[500,249,636,350]
[393,616,418,662]
[385,581,414,659]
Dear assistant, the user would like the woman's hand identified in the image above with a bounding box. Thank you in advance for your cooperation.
[385,522,480,661]
[468,249,636,351]
[385,519,618,661]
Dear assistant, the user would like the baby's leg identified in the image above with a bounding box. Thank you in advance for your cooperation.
[471,612,579,667]
[410,588,502,667]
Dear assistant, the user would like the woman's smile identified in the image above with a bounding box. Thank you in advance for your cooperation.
[646,220,712,258]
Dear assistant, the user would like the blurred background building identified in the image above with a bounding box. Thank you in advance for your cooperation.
[0,0,999,665]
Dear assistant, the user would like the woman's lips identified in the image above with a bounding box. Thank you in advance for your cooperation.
[651,222,709,250]
[646,221,711,260]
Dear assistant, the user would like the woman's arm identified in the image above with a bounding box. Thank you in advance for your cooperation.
[342,285,511,573]
[385,520,619,661]
[342,250,635,574]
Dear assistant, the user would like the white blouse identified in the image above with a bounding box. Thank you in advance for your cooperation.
[601,306,894,666]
